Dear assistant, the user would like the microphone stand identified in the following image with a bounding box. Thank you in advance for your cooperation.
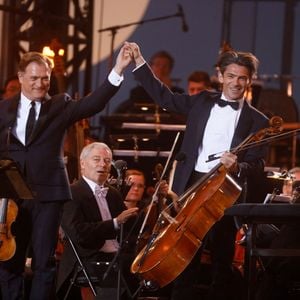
[102,180,143,299]
[98,6,183,115]
[102,223,133,299]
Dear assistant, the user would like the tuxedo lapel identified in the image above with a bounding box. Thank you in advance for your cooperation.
[231,101,253,148]
[78,178,104,221]
[194,93,216,149]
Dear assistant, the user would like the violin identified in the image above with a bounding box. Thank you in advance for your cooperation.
[0,198,18,261]
[131,116,284,288]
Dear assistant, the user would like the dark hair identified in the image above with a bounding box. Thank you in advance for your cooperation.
[150,51,174,70]
[216,50,259,79]
[188,71,211,86]
[125,169,145,181]
[18,52,53,73]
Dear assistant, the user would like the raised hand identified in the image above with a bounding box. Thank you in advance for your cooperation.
[114,44,133,75]
[124,41,145,67]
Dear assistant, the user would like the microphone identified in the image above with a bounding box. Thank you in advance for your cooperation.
[177,4,189,32]
[111,160,127,190]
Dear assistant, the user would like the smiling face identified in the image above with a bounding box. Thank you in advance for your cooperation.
[80,146,112,185]
[218,63,251,101]
[18,61,51,101]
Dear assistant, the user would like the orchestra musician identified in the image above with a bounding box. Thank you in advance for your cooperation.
[120,42,269,299]
[56,142,138,300]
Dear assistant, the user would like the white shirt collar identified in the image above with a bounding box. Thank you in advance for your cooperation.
[83,176,106,193]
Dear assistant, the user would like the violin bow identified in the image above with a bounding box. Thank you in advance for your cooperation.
[136,131,181,247]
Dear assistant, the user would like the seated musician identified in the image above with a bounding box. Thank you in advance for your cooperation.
[56,142,138,300]
[122,168,178,299]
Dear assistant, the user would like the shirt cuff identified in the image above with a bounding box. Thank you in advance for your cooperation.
[133,60,146,72]
[113,218,119,229]
[108,69,124,86]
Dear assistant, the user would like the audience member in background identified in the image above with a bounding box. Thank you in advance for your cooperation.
[56,142,138,300]
[1,75,21,100]
[116,50,184,114]
[187,70,212,96]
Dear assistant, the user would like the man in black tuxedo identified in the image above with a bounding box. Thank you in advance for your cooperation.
[120,43,269,299]
[56,142,138,299]
[0,47,132,300]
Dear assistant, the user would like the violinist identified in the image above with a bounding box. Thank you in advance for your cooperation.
[118,43,269,300]
[122,169,175,298]
[123,168,172,252]
[123,169,147,209]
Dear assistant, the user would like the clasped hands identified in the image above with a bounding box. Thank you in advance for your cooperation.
[114,41,144,75]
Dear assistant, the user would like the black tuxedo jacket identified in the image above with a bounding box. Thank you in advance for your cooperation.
[0,78,119,201]
[134,64,269,195]
[56,177,126,292]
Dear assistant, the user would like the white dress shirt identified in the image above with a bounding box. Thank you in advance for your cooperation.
[12,94,41,145]
[195,94,244,173]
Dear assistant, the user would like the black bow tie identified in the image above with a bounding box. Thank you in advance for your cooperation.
[216,99,239,110]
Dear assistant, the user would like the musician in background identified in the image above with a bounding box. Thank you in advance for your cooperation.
[122,169,175,299]
[187,70,212,96]
[121,42,269,299]
[56,142,138,300]
[0,75,21,100]
[281,167,300,198]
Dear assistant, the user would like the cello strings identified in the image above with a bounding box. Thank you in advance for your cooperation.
[207,128,300,162]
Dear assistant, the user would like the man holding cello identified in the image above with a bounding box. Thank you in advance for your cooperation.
[118,42,269,299]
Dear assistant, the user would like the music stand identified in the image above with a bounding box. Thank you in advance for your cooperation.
[0,159,33,200]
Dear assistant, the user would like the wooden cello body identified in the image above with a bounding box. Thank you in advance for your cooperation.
[131,165,242,287]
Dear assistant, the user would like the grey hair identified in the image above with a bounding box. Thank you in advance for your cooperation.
[80,142,112,160]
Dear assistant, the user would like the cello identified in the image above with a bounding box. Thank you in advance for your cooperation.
[131,116,283,288]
